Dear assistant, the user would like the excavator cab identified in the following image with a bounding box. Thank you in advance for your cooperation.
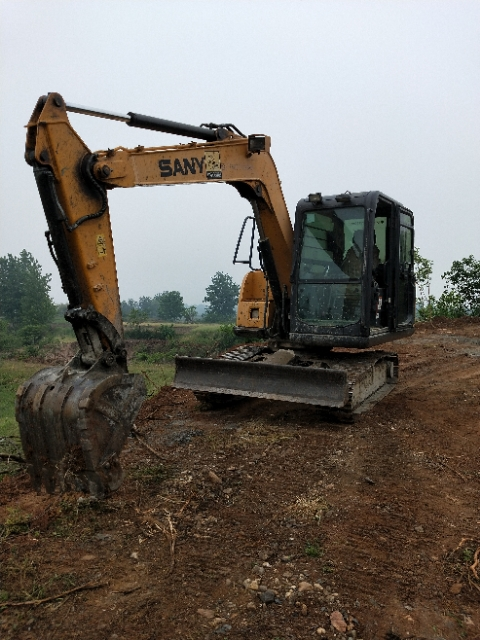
[289,191,415,348]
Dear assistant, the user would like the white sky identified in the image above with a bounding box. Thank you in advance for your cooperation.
[1,0,479,304]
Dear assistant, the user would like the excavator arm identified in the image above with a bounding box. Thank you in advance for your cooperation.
[18,92,294,496]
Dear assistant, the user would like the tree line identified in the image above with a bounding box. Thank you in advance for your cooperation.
[1,248,479,355]
[0,251,241,352]
[415,250,480,318]
[121,271,240,324]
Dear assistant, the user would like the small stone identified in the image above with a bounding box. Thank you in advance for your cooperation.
[252,565,265,576]
[208,470,222,484]
[330,610,347,633]
[450,582,463,594]
[314,583,323,591]
[258,585,268,592]
[249,579,259,591]
[414,525,424,533]
[283,571,293,579]
[211,617,226,627]
[246,602,256,610]
[214,624,232,634]
[301,603,308,616]
[298,581,313,593]
[130,551,139,560]
[225,578,232,586]
[242,579,251,589]
[80,554,96,562]
[197,608,215,619]
[281,555,291,562]
[258,589,276,604]
[316,628,327,636]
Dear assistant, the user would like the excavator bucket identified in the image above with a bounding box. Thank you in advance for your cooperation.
[16,355,146,497]
[174,349,398,417]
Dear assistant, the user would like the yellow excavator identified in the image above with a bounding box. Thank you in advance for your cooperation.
[17,93,415,496]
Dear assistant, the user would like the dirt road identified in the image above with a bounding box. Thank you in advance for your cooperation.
[1,318,479,640]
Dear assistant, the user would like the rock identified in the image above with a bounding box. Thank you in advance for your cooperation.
[314,583,323,591]
[246,602,256,610]
[207,470,222,484]
[298,581,313,593]
[252,565,265,576]
[197,608,216,619]
[258,589,276,604]
[316,628,327,636]
[225,578,232,586]
[214,624,232,634]
[283,571,293,579]
[450,582,463,594]
[258,585,268,592]
[130,551,139,560]
[211,618,226,627]
[249,579,259,591]
[242,579,251,589]
[330,610,347,633]
[414,525,424,533]
[301,603,308,616]
[80,554,97,562]
[281,555,291,562]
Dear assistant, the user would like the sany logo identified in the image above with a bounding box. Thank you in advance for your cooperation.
[158,158,204,177]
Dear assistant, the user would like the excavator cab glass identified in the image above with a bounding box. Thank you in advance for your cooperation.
[289,191,415,348]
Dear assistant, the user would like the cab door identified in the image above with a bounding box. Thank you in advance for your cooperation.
[396,208,415,326]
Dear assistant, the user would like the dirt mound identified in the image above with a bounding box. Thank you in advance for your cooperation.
[1,319,479,640]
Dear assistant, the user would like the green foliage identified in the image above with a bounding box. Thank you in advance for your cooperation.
[304,541,324,558]
[0,318,20,352]
[1,507,32,537]
[0,251,55,330]
[157,290,185,321]
[442,255,480,316]
[414,247,433,305]
[0,360,43,438]
[203,272,240,322]
[183,305,198,324]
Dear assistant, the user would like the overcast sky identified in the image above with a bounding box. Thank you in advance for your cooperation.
[1,0,479,304]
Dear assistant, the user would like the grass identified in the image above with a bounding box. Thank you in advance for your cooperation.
[128,362,175,395]
[0,359,43,439]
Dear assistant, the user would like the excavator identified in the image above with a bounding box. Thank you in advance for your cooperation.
[16,93,415,497]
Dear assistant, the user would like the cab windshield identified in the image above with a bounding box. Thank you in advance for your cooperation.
[297,206,366,326]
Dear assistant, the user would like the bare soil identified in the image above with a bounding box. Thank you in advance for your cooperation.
[1,318,479,640]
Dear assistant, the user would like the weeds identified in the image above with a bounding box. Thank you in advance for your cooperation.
[304,541,324,558]
[131,462,169,487]
[1,508,32,538]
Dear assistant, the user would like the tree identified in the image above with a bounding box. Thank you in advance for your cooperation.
[183,305,198,324]
[0,251,55,333]
[414,247,433,304]
[203,272,239,322]
[157,291,185,321]
[442,255,480,316]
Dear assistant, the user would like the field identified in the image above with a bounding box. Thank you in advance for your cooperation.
[0,318,479,640]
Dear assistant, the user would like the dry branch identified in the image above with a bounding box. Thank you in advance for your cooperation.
[1,581,107,607]
[132,426,167,460]
[0,453,26,464]
[471,546,480,580]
